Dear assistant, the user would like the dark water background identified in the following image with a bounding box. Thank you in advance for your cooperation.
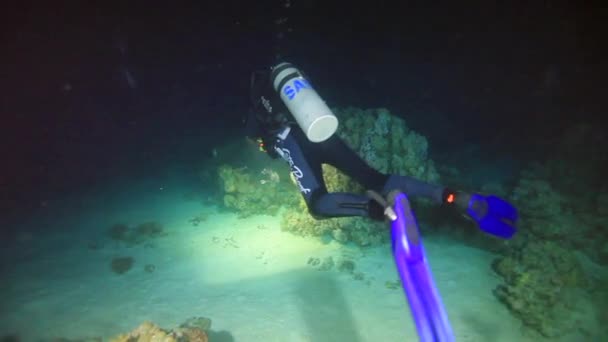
[2,1,605,233]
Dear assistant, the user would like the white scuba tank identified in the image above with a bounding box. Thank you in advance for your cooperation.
[271,62,339,142]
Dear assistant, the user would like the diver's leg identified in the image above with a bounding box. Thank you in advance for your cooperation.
[317,134,389,191]
[274,131,323,204]
[321,134,444,204]
[276,130,378,219]
[382,174,444,204]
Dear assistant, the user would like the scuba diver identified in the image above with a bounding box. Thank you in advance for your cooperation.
[245,62,518,239]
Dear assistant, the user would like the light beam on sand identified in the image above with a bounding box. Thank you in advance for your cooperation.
[183,213,339,286]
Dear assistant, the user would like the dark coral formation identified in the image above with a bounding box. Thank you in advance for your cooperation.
[110,256,134,275]
[144,264,156,273]
[511,165,605,253]
[492,241,595,337]
[491,123,608,338]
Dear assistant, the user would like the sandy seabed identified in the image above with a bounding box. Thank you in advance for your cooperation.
[0,178,581,342]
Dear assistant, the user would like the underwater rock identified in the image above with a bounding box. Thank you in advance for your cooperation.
[111,256,134,275]
[353,271,365,281]
[307,257,321,267]
[144,264,156,273]
[337,259,356,274]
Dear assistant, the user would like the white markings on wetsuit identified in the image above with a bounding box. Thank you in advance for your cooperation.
[277,147,311,194]
[261,96,272,113]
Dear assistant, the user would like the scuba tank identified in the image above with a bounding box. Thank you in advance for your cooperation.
[270,62,339,142]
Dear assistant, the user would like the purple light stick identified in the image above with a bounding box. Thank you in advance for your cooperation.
[390,192,454,342]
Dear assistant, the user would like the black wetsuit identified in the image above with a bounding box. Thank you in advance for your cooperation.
[246,69,448,220]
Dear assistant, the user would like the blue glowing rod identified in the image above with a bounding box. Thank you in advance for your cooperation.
[370,190,455,342]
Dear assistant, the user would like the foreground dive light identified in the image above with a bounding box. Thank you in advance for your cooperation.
[387,191,455,342]
[271,62,339,143]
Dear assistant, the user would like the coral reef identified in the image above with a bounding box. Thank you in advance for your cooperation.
[335,107,440,182]
[510,163,607,263]
[109,321,176,342]
[510,173,567,239]
[492,241,596,338]
[488,123,607,338]
[508,123,608,257]
[110,318,211,342]
[217,165,299,218]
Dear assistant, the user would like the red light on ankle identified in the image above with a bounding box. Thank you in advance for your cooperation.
[446,193,455,203]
